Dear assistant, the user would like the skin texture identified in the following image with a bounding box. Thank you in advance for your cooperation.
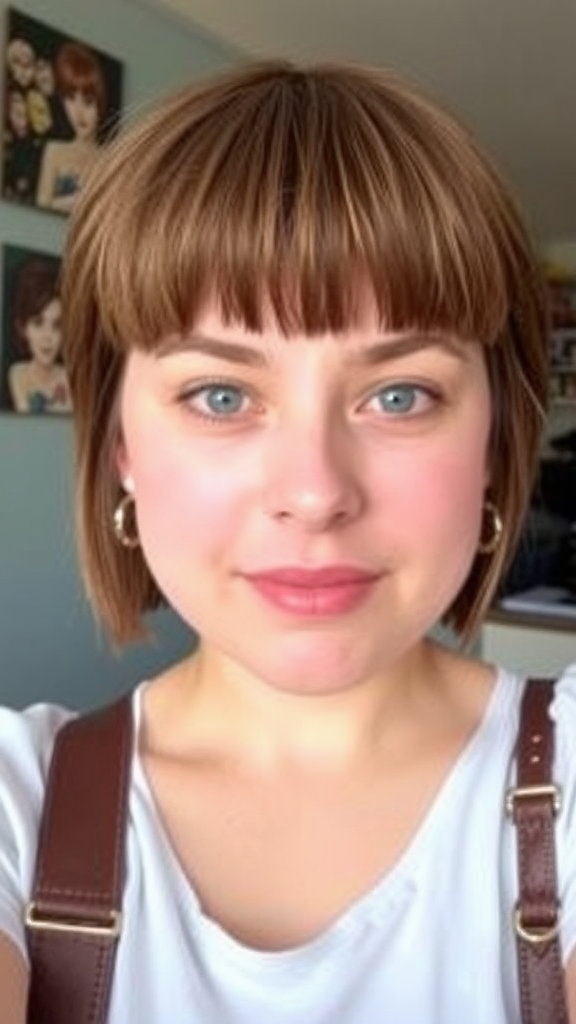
[118,306,492,699]
[0,933,27,1024]
[116,310,576,1005]
[115,303,506,953]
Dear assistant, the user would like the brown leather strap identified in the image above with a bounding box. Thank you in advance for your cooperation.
[26,695,133,1024]
[510,677,569,1024]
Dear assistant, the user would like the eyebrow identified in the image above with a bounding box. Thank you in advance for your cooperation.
[351,333,466,366]
[157,334,265,367]
[156,331,466,368]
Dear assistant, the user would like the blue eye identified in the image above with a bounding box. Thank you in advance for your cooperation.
[182,382,250,420]
[375,384,417,413]
[190,385,243,415]
[369,383,435,416]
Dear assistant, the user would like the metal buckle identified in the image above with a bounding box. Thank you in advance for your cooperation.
[25,901,122,938]
[505,783,562,817]
[514,906,560,945]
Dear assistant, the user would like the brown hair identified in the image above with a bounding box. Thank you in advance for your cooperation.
[61,61,548,643]
[55,42,106,120]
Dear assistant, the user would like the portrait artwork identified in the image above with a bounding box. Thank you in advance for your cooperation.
[0,245,70,415]
[1,7,123,214]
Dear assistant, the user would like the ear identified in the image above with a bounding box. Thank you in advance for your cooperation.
[115,437,134,493]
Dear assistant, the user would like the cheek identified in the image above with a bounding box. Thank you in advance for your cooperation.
[371,431,489,549]
[129,437,253,561]
[25,328,40,352]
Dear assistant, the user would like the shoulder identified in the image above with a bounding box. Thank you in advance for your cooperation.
[0,703,75,955]
[8,362,27,386]
[7,362,31,411]
[0,703,75,819]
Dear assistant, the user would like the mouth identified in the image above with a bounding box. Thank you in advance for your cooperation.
[241,565,381,617]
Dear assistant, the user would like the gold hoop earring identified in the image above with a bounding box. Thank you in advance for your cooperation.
[478,500,503,555]
[113,493,140,549]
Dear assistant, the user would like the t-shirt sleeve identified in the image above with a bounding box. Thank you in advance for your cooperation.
[549,663,576,961]
[0,703,72,959]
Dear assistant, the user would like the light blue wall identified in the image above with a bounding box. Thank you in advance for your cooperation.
[0,0,241,709]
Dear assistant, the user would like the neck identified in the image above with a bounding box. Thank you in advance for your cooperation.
[29,360,58,384]
[159,639,450,770]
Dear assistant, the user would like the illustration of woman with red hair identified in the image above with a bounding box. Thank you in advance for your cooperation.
[36,41,106,213]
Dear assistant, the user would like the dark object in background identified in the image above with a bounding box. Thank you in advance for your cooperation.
[550,428,576,458]
[538,458,576,521]
[500,505,573,596]
[500,455,576,598]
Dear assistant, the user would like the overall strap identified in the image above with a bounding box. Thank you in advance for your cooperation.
[508,676,569,1024]
[26,694,133,1024]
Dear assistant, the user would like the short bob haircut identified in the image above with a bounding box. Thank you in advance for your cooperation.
[61,61,548,644]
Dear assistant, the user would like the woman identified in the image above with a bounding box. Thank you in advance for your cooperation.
[7,257,70,414]
[35,41,106,213]
[1,61,574,1022]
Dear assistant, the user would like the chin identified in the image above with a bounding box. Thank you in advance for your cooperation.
[237,641,381,697]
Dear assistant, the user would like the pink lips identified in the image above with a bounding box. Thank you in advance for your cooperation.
[243,566,379,616]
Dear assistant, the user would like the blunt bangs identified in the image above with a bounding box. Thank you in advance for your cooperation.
[64,63,527,355]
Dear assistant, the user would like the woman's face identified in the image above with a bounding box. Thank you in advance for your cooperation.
[63,89,98,140]
[7,38,35,88]
[20,297,62,367]
[35,58,55,97]
[118,303,492,694]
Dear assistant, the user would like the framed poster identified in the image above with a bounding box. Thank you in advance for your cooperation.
[2,7,123,214]
[0,245,71,415]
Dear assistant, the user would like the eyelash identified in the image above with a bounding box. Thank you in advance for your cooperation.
[177,379,257,424]
[177,379,442,425]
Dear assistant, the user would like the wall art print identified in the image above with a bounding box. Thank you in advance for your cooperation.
[2,7,123,214]
[0,244,70,415]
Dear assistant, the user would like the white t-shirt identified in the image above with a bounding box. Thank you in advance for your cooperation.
[1,665,576,1024]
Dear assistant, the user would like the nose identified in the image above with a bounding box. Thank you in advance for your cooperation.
[262,417,365,531]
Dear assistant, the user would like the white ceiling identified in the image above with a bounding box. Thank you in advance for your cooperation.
[144,0,576,243]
